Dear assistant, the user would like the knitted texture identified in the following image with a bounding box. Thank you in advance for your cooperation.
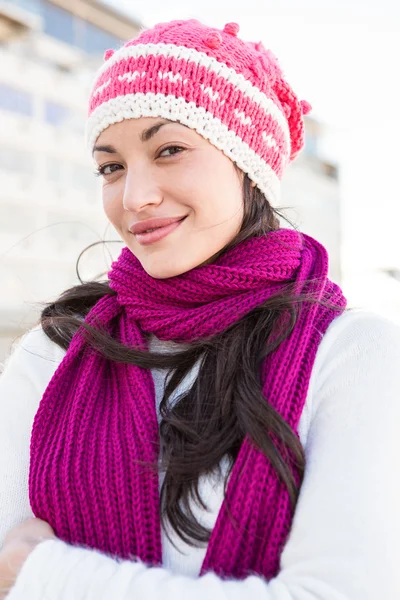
[86,19,311,205]
[29,229,346,580]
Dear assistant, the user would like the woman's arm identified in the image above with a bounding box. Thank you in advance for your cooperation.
[0,327,63,548]
[6,312,400,599]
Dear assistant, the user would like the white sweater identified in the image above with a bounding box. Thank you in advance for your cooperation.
[1,309,400,599]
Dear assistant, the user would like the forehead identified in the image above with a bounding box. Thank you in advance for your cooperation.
[96,117,178,143]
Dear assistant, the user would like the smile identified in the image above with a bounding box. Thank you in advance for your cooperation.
[132,217,187,246]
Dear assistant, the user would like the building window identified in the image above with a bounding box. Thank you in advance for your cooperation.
[0,83,33,116]
[44,101,83,133]
[13,0,42,15]
[41,1,120,55]
[304,133,318,158]
[44,101,71,127]
[43,1,75,46]
[79,20,121,55]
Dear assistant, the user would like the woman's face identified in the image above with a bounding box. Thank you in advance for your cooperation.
[93,118,244,278]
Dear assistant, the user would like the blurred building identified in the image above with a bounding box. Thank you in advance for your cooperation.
[281,117,342,284]
[0,3,342,362]
[0,0,141,361]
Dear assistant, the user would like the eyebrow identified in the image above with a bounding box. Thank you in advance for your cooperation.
[92,143,117,155]
[92,120,187,156]
[140,120,170,142]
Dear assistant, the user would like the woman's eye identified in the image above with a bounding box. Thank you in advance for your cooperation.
[95,163,122,176]
[158,145,184,158]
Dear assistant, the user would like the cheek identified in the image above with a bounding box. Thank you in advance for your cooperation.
[192,175,243,225]
[102,186,123,229]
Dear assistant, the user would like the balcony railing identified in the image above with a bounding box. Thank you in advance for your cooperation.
[0,1,41,41]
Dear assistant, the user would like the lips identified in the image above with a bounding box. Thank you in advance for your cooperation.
[129,216,187,246]
[129,216,186,235]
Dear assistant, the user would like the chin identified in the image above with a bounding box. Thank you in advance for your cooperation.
[140,254,201,279]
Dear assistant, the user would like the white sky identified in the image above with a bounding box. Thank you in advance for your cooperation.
[106,1,400,274]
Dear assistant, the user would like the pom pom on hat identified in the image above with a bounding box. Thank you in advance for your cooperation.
[103,48,115,61]
[300,100,312,115]
[223,22,240,36]
[205,31,222,48]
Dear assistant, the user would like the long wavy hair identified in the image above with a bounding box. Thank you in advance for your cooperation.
[40,174,343,547]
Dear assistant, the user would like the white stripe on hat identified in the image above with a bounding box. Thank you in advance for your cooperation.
[86,92,282,205]
[91,43,291,153]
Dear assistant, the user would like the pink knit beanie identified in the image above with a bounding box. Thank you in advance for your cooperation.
[86,19,311,204]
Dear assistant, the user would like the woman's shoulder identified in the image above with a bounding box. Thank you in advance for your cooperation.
[1,325,66,391]
[317,307,400,364]
[309,308,400,420]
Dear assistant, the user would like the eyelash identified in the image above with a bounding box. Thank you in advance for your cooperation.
[94,145,185,177]
[94,164,120,177]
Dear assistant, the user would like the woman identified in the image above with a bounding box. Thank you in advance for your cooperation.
[1,18,400,600]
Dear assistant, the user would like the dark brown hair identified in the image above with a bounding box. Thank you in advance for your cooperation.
[40,174,342,547]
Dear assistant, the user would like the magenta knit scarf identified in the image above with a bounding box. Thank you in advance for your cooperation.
[29,229,346,580]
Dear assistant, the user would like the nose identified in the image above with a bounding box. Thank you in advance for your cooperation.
[122,166,163,213]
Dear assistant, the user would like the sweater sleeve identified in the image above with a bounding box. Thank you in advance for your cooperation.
[0,327,63,548]
[6,311,400,600]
